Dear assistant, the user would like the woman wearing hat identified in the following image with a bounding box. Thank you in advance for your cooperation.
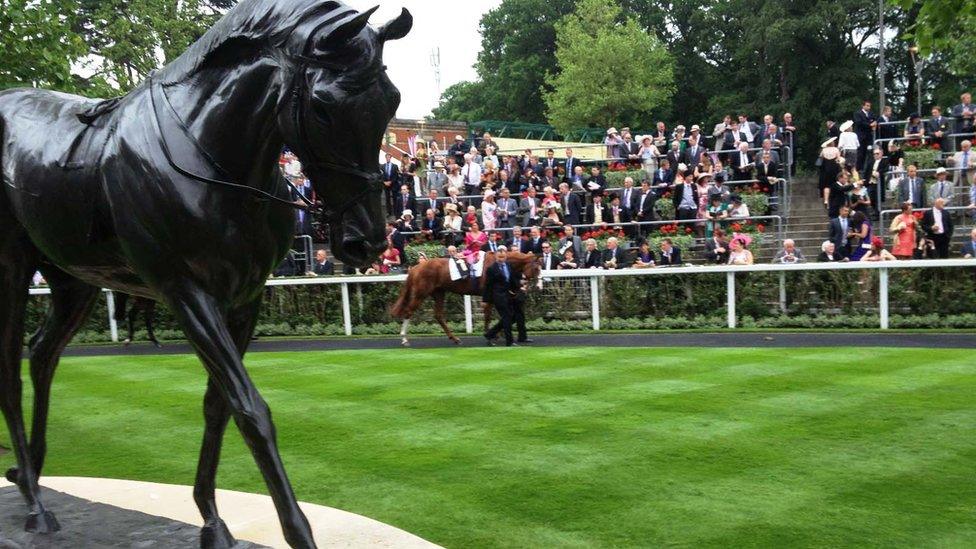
[904,113,926,147]
[838,120,859,168]
[638,135,660,180]
[818,138,842,205]
[415,140,429,190]
[705,191,729,238]
[442,203,463,245]
[481,189,498,230]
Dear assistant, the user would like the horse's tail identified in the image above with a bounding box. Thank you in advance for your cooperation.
[390,270,414,319]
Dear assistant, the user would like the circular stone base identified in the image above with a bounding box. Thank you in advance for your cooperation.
[0,477,439,548]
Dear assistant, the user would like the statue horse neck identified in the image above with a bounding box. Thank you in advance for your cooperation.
[157,60,285,189]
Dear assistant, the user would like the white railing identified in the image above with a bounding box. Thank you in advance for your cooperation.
[29,259,976,340]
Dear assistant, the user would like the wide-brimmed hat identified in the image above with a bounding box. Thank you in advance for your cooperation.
[607,127,618,135]
[821,147,841,161]
[444,203,458,213]
[839,120,854,132]
[640,135,651,143]
[454,134,464,141]
[401,209,414,218]
[433,161,445,169]
[936,167,947,175]
[821,137,838,148]
[691,124,701,132]
[483,189,496,198]
[696,173,713,181]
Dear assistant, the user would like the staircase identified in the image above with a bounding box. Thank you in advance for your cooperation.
[782,177,830,257]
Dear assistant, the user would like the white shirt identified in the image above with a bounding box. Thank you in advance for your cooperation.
[461,162,482,186]
[932,208,944,234]
[839,131,859,151]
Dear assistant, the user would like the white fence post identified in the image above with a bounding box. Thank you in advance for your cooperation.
[778,272,787,313]
[463,295,473,334]
[105,290,119,343]
[726,271,736,329]
[590,276,601,331]
[340,282,352,336]
[879,267,889,330]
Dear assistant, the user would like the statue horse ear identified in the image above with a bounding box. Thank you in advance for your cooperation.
[379,8,412,42]
[318,5,378,50]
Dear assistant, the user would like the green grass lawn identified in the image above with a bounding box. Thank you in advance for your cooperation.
[3,347,975,548]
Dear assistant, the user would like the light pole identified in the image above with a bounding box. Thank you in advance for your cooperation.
[909,45,923,116]
[878,0,885,110]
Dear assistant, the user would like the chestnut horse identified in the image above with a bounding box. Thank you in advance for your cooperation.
[391,251,541,345]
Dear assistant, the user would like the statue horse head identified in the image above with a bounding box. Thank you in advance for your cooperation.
[157,0,412,267]
[275,3,412,265]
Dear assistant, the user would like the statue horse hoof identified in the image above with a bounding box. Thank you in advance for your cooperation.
[5,467,19,483]
[26,510,60,534]
[201,519,236,549]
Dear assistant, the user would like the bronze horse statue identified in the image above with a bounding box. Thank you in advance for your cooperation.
[0,1,410,547]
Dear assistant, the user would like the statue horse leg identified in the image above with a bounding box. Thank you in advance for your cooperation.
[168,289,315,549]
[0,227,57,533]
[432,291,460,345]
[194,299,260,549]
[6,269,98,487]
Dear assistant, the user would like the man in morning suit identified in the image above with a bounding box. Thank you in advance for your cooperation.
[483,247,520,346]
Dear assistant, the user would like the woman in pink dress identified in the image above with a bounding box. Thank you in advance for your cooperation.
[889,202,917,259]
[463,221,488,265]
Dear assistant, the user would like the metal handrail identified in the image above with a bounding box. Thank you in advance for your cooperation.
[399,215,784,242]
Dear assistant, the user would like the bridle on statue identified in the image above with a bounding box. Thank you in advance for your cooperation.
[148,27,386,223]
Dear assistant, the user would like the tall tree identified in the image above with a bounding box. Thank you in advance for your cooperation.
[75,0,234,94]
[543,0,674,133]
[432,0,575,123]
[0,0,88,92]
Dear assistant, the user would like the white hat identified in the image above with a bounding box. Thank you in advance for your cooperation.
[677,163,688,172]
[676,124,686,131]
[444,203,458,213]
[607,127,618,135]
[454,134,464,141]
[483,189,496,198]
[433,161,444,169]
[401,209,414,217]
[691,124,701,132]
[839,120,854,132]
[936,167,947,175]
[821,147,840,161]
[821,137,838,149]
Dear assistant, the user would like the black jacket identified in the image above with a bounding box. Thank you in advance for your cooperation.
[657,247,682,266]
[482,261,520,303]
[921,208,955,239]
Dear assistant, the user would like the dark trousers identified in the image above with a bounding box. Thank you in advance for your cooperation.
[485,297,513,345]
[383,185,396,214]
[676,207,697,221]
[512,298,527,342]
[932,234,951,259]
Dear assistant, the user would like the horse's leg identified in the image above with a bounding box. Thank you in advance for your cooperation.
[5,270,98,486]
[432,292,460,344]
[168,289,315,549]
[0,232,54,532]
[195,299,259,549]
[399,318,411,347]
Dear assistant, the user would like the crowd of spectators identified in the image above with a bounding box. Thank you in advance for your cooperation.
[816,92,976,263]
